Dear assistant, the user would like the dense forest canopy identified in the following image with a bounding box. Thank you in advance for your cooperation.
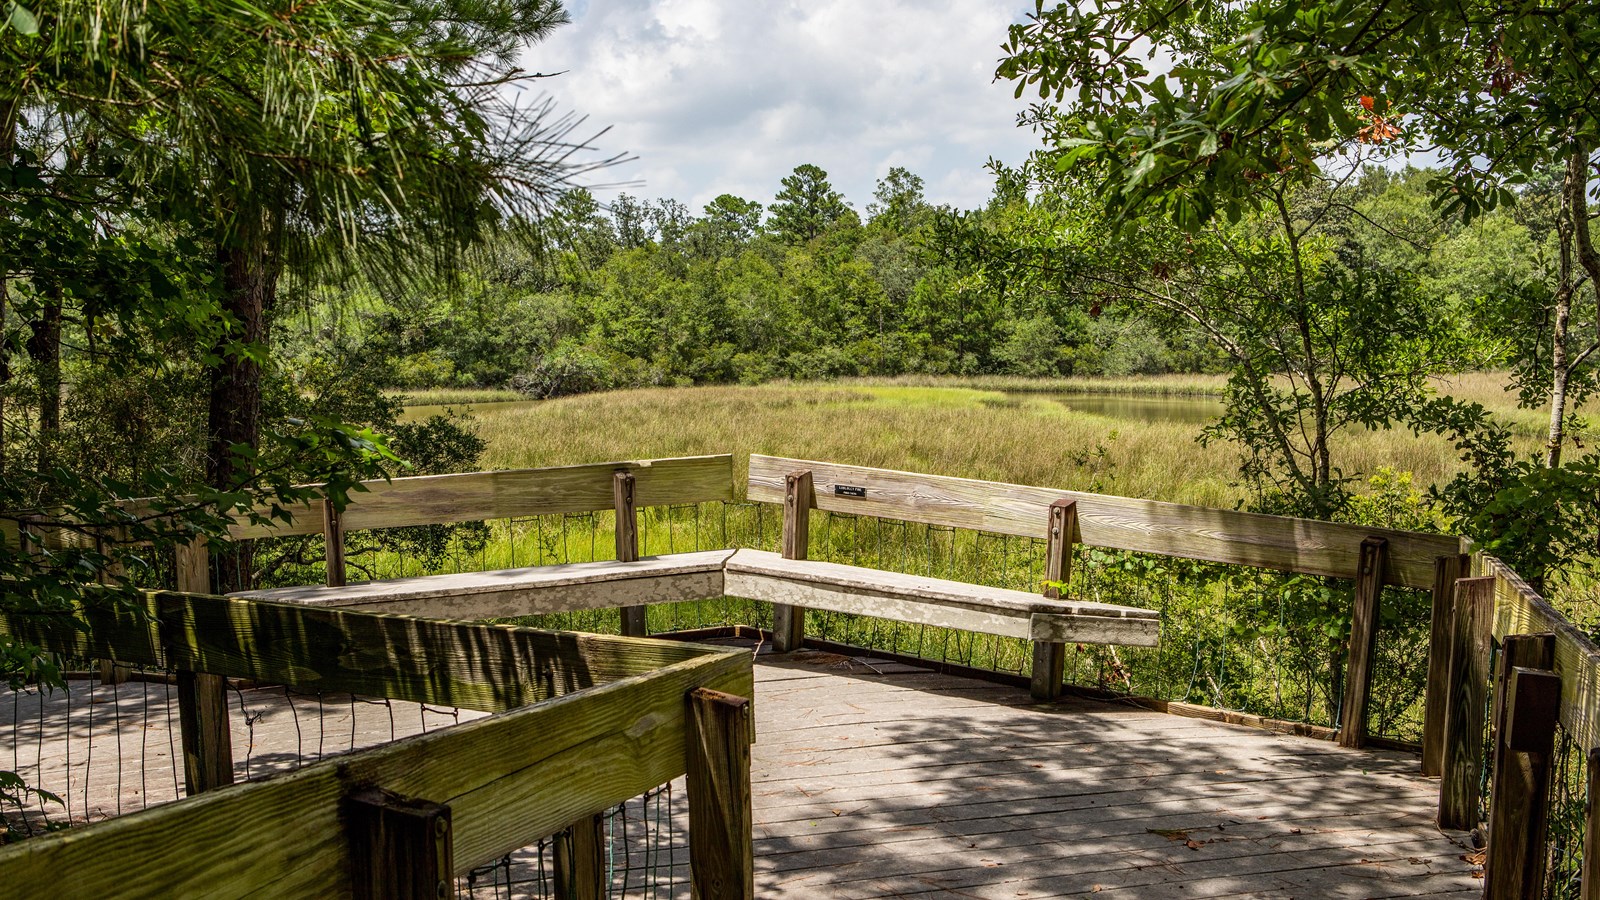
[277,161,1549,398]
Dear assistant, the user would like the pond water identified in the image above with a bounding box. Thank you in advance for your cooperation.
[1042,393,1223,425]
[399,391,1225,426]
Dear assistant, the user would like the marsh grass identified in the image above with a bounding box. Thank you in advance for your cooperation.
[466,380,1551,509]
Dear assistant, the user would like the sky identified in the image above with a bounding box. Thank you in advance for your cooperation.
[517,0,1042,216]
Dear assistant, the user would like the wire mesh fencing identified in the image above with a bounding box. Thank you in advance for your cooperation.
[457,782,689,899]
[5,662,184,838]
[5,661,697,898]
[1544,722,1588,899]
[2,657,486,841]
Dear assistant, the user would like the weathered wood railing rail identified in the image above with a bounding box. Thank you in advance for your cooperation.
[0,592,755,898]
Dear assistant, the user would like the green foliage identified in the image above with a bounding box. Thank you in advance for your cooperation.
[995,0,1600,592]
[767,164,859,244]
[996,0,1600,228]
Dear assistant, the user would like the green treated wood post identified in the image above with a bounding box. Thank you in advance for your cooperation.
[1422,553,1470,776]
[772,470,811,653]
[347,787,454,900]
[1488,632,1556,835]
[170,539,234,796]
[687,687,755,900]
[553,815,606,900]
[96,528,131,685]
[1339,536,1388,749]
[1483,665,1560,900]
[323,497,347,588]
[1030,499,1076,702]
[1439,576,1495,831]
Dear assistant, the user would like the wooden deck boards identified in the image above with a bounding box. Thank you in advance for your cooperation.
[751,649,1479,899]
[5,645,1479,897]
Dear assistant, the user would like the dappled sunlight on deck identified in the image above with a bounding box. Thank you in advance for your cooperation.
[750,649,1479,899]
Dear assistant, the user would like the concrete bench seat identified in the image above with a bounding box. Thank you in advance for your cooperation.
[229,549,734,620]
[723,549,1159,646]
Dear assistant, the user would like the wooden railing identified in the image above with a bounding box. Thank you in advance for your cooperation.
[748,455,1464,748]
[224,453,735,540]
[0,592,754,898]
[16,451,1600,895]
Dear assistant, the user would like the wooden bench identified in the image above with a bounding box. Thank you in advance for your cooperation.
[724,549,1159,646]
[228,453,1164,704]
[229,549,734,620]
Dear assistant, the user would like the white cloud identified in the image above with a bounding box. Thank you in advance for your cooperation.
[520,1,1040,214]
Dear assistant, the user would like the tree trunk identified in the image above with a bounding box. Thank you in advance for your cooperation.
[1544,152,1585,468]
[25,288,63,478]
[205,207,282,593]
[1569,146,1600,360]
[0,98,17,477]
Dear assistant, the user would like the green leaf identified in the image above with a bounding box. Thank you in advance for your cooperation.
[1125,152,1158,190]
[4,1,39,35]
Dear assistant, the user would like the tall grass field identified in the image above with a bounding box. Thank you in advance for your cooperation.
[415,374,1555,509]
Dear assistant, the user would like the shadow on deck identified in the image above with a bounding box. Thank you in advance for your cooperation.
[751,649,1479,899]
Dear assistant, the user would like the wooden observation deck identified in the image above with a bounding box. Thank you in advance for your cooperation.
[3,453,1587,898]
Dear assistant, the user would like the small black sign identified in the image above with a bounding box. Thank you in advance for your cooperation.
[834,485,867,497]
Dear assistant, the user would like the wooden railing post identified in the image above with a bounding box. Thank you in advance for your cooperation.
[772,470,812,653]
[323,498,347,588]
[1338,536,1388,749]
[1031,499,1076,702]
[1489,634,1556,823]
[1584,748,1600,900]
[615,470,646,638]
[553,815,607,900]
[1423,552,1470,775]
[687,687,755,900]
[1483,664,1560,899]
[96,527,132,685]
[170,538,234,795]
[347,787,454,900]
[1440,575,1496,830]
